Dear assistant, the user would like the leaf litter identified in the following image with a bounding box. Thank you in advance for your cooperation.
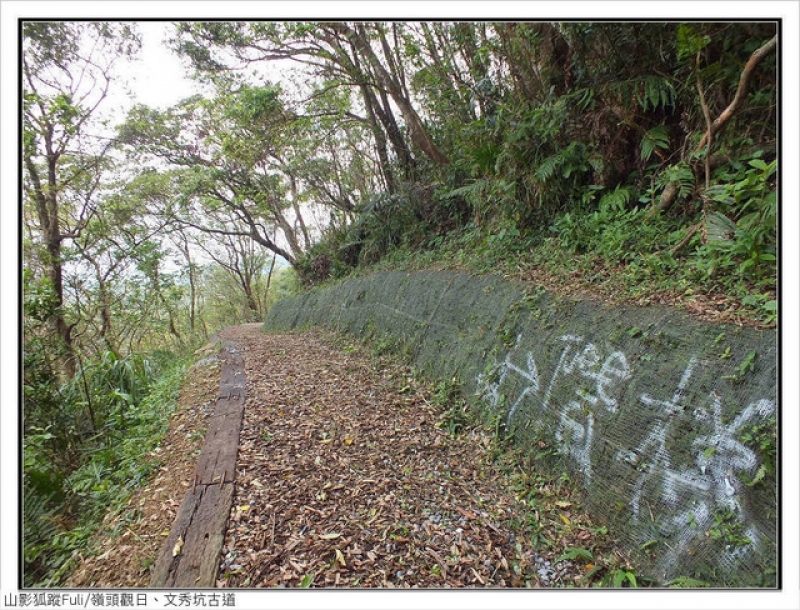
[214,325,622,589]
[66,323,629,588]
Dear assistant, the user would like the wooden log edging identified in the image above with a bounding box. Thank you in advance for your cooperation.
[150,346,246,588]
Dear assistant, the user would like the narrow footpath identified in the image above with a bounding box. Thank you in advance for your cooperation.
[209,325,596,588]
[69,324,616,588]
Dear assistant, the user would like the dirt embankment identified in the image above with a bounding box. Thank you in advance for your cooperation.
[68,354,221,587]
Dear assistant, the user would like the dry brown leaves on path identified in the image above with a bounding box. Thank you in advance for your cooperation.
[214,325,605,589]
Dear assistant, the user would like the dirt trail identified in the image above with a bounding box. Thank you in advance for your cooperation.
[70,324,612,588]
[212,325,595,588]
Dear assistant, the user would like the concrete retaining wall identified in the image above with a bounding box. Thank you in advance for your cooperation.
[264,270,778,586]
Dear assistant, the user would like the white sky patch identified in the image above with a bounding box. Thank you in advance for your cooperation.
[125,22,200,109]
[97,21,204,126]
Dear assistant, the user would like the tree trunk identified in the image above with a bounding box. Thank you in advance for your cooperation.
[188,263,197,331]
[373,87,417,179]
[651,32,777,219]
[360,84,396,193]
[175,233,198,331]
[334,23,450,166]
[287,173,311,250]
[26,155,76,378]
[149,261,181,340]
[265,252,277,294]
[349,40,417,181]
[97,274,118,357]
[243,282,260,319]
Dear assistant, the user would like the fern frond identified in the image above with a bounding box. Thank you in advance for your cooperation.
[640,125,671,162]
[443,180,490,206]
[534,152,563,182]
[588,153,605,177]
[662,162,696,198]
[604,76,675,113]
[600,186,633,212]
[637,76,676,112]
[23,488,60,566]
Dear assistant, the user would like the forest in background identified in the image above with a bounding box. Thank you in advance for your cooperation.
[22,21,777,586]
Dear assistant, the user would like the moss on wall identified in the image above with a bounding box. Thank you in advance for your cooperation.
[265,270,778,586]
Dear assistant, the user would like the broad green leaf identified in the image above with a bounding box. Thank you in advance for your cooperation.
[556,547,593,563]
[300,572,315,588]
[704,211,737,243]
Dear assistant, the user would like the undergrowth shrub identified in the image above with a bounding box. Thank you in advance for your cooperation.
[22,354,188,587]
[298,182,471,283]
[550,185,675,262]
[692,156,777,288]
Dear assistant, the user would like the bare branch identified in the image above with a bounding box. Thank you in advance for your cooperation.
[694,35,777,152]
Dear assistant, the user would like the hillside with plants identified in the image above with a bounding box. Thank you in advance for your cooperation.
[21,21,777,587]
[280,22,777,327]
[120,21,778,326]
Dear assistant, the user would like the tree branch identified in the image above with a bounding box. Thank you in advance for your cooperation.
[696,53,713,192]
[694,34,777,152]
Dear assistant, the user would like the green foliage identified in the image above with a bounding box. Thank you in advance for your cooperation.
[267,266,302,305]
[23,271,65,432]
[433,378,473,437]
[556,547,594,563]
[534,141,591,186]
[23,356,188,586]
[299,571,315,588]
[24,262,195,585]
[636,76,677,113]
[19,22,779,588]
[666,576,711,588]
[299,183,470,283]
[708,509,752,548]
[640,125,671,162]
[605,567,645,588]
[660,162,696,200]
[79,351,154,426]
[551,187,670,263]
[22,486,62,584]
[739,416,777,483]
[583,559,654,588]
[676,24,711,61]
[694,157,777,289]
[601,75,677,120]
[162,21,776,331]
[493,101,595,228]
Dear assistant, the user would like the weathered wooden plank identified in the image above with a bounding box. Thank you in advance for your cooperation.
[194,402,244,485]
[171,483,235,588]
[150,345,246,588]
[149,487,203,587]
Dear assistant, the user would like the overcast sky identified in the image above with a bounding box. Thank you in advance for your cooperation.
[103,21,202,122]
[129,22,198,107]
